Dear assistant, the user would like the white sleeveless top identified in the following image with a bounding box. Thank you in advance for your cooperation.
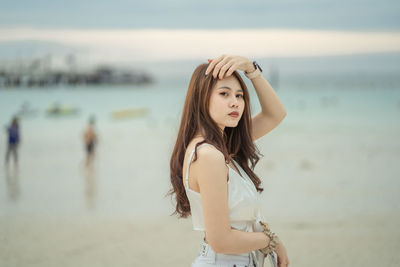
[184,143,265,232]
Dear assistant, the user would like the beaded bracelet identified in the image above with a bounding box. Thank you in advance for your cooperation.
[259,221,279,255]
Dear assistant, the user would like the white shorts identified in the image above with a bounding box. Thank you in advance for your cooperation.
[191,238,254,267]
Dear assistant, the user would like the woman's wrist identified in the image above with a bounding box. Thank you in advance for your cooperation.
[244,61,256,74]
[244,60,263,79]
[259,221,280,256]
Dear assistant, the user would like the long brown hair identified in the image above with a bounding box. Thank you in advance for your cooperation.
[167,62,264,218]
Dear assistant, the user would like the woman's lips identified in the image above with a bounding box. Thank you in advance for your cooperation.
[229,112,239,118]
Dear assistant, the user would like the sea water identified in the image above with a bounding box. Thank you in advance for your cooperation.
[0,57,399,223]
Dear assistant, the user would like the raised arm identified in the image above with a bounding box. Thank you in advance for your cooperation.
[192,145,272,254]
[249,73,287,141]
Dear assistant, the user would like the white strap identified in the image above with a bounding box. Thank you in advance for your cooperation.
[185,143,214,189]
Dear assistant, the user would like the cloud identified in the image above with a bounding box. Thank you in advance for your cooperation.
[1,27,399,63]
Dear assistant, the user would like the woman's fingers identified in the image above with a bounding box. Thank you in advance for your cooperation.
[277,254,290,266]
[218,60,235,79]
[205,55,225,75]
[225,63,239,77]
[212,55,230,78]
[206,55,248,79]
[205,61,214,75]
[278,259,289,267]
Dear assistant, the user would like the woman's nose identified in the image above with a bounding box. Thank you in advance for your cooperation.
[230,97,239,107]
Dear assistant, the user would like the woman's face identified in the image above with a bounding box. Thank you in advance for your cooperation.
[209,75,245,131]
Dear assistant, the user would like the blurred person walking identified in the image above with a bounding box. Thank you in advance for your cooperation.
[83,116,97,166]
[4,116,20,166]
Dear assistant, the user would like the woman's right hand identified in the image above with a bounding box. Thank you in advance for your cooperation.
[274,239,290,267]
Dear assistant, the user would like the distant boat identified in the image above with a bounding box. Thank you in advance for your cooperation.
[46,103,79,116]
[16,102,39,118]
[112,107,148,119]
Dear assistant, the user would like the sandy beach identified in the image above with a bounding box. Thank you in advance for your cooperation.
[1,123,399,267]
[1,212,399,267]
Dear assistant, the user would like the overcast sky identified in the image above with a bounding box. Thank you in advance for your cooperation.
[1,0,399,31]
[1,0,399,64]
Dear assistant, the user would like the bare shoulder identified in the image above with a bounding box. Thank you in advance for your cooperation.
[190,143,228,182]
[195,144,224,161]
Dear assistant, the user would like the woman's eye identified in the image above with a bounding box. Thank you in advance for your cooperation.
[220,92,243,98]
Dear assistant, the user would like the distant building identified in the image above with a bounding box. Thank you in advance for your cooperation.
[0,59,154,88]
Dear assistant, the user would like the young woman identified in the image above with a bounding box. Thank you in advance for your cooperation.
[168,55,290,267]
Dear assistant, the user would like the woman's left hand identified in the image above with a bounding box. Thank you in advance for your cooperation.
[205,55,256,80]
